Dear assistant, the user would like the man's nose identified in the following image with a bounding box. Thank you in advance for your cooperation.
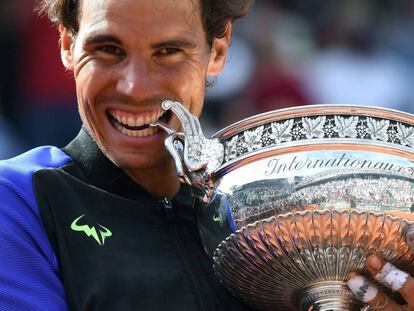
[116,59,158,99]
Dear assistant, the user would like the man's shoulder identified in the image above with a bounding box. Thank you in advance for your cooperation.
[0,147,71,310]
[0,146,72,179]
[0,146,73,206]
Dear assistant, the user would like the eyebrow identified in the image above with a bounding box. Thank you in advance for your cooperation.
[82,33,197,50]
[83,34,123,47]
[150,39,197,50]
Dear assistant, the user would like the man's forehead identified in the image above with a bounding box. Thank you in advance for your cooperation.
[76,0,206,46]
[79,0,201,22]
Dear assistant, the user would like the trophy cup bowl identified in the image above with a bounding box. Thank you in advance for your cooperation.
[153,103,414,311]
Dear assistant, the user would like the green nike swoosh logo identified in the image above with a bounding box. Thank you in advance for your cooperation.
[71,215,112,246]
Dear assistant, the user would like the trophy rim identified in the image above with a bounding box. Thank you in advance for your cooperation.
[212,104,414,140]
[209,104,414,174]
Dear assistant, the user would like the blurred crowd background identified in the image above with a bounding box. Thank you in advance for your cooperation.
[2,0,414,159]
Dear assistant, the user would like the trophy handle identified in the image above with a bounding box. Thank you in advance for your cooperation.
[151,100,224,203]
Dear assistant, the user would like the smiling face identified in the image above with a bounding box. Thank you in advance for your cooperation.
[60,0,230,173]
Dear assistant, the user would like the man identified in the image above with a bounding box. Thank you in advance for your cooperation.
[0,0,254,310]
[0,1,413,311]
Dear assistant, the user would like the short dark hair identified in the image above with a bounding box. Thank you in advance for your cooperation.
[36,0,254,45]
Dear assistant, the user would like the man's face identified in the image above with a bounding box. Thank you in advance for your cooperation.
[61,0,229,170]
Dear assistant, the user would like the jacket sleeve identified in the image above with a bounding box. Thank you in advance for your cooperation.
[0,177,69,310]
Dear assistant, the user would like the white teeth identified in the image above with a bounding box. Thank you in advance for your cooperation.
[122,115,128,125]
[110,109,164,127]
[127,115,135,127]
[137,116,144,126]
[110,108,165,137]
[112,112,158,137]
[114,122,158,137]
[151,111,158,122]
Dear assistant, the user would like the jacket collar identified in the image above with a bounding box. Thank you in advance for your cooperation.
[62,128,193,205]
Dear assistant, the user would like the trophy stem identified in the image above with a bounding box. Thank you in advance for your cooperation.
[296,281,362,311]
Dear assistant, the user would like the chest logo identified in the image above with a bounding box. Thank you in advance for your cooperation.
[70,215,112,246]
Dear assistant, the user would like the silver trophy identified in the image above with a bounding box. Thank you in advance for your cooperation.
[152,101,414,311]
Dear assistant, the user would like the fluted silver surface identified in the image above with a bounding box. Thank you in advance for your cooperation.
[159,103,414,311]
[214,210,413,310]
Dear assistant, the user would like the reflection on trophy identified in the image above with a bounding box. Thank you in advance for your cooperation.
[152,101,414,311]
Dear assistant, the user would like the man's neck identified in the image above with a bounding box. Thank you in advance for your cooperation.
[123,163,181,199]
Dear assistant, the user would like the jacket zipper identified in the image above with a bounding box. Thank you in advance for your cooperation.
[161,198,207,311]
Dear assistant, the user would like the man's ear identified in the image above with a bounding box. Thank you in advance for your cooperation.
[59,25,75,71]
[207,22,232,77]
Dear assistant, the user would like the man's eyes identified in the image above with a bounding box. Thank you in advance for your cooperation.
[156,47,182,56]
[93,45,183,59]
[96,45,125,56]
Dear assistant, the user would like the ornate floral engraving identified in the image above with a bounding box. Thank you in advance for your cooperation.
[242,125,264,152]
[396,123,414,147]
[225,136,239,162]
[270,119,294,143]
[291,124,303,140]
[301,116,326,139]
[323,119,336,138]
[222,113,414,165]
[333,116,359,138]
[366,117,390,142]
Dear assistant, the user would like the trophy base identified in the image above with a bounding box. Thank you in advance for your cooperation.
[213,209,413,311]
[296,281,360,311]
